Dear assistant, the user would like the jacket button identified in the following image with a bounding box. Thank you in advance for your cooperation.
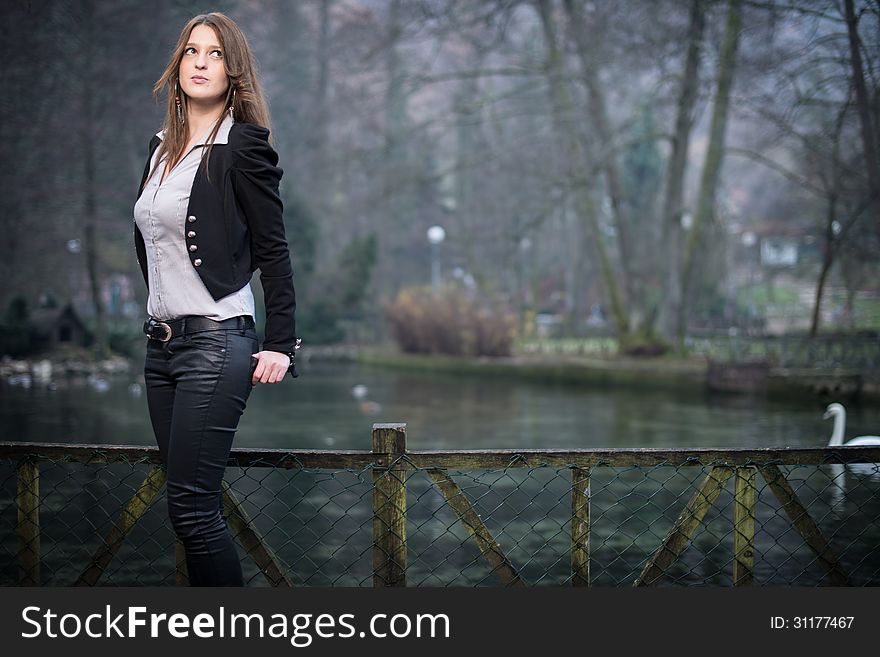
[189,244,198,252]
[187,215,196,223]
[187,230,196,238]
[193,258,202,266]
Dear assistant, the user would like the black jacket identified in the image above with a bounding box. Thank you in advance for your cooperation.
[135,122,297,354]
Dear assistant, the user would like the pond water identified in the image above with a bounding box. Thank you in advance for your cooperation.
[2,360,877,451]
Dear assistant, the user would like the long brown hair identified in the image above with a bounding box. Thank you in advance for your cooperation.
[148,12,272,184]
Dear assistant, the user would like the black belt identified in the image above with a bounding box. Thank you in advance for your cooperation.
[143,315,255,342]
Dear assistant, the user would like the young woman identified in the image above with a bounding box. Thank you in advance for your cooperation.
[134,12,298,586]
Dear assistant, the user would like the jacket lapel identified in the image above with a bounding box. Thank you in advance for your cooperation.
[137,135,162,198]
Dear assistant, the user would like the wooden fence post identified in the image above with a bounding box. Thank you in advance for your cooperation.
[16,459,40,586]
[571,466,590,586]
[372,423,407,587]
[733,466,756,586]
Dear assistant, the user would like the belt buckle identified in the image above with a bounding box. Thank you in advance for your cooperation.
[149,320,173,342]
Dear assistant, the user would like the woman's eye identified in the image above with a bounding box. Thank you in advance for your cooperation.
[210,49,223,59]
[184,46,196,55]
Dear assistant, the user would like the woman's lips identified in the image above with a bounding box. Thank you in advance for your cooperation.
[191,76,208,83]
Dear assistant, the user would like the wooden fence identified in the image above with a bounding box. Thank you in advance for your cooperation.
[2,423,879,586]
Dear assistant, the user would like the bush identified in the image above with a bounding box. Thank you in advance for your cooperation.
[385,285,516,357]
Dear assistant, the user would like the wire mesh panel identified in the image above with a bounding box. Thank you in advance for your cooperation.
[223,461,374,587]
[1,439,879,586]
[589,465,716,585]
[402,461,880,586]
[407,467,573,586]
[0,457,176,585]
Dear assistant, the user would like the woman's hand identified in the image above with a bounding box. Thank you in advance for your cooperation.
[251,350,290,385]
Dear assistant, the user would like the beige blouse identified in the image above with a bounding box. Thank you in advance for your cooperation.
[133,114,255,322]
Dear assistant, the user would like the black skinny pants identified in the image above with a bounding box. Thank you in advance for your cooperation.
[144,320,258,586]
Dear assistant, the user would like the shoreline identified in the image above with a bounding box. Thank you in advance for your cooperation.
[3,346,877,403]
[352,349,880,403]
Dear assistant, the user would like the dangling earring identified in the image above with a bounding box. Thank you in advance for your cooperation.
[228,87,236,119]
[175,82,185,126]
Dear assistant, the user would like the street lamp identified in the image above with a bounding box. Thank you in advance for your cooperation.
[427,225,446,294]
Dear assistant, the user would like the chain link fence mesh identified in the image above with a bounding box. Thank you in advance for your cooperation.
[1,446,878,586]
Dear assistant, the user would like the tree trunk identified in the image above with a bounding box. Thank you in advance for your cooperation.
[312,0,331,201]
[379,0,410,296]
[844,0,880,239]
[661,0,705,343]
[535,0,629,337]
[678,0,743,346]
[82,0,107,359]
[454,48,488,293]
[810,226,834,338]
[562,0,637,328]
[809,85,851,338]
[845,285,856,331]
[384,0,406,163]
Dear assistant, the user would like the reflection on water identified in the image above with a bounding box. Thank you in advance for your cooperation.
[2,361,878,451]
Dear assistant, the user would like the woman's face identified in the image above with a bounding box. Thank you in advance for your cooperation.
[178,24,229,109]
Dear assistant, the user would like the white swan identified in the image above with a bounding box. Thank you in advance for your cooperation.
[824,403,880,480]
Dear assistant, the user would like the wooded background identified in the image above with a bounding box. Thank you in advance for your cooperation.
[2,0,878,355]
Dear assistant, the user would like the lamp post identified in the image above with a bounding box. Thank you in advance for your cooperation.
[740,231,757,333]
[518,236,533,334]
[427,225,446,294]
